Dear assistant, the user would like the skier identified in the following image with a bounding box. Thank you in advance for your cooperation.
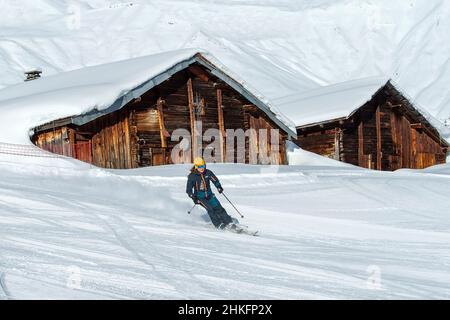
[186,157,235,230]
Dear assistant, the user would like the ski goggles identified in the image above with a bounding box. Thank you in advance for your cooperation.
[197,165,206,170]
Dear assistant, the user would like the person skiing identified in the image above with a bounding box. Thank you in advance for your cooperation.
[186,157,235,230]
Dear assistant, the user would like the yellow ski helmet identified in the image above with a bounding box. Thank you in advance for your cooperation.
[194,157,206,169]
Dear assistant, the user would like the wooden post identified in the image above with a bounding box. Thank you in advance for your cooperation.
[187,78,197,160]
[411,126,417,168]
[112,116,119,169]
[376,106,382,170]
[129,111,139,168]
[334,128,341,161]
[216,89,226,162]
[89,140,93,164]
[358,121,364,167]
[68,128,76,158]
[157,98,168,149]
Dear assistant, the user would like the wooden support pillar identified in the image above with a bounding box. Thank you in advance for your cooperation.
[376,106,382,170]
[358,121,364,167]
[411,126,417,168]
[157,98,169,149]
[334,128,341,161]
[216,89,226,162]
[68,128,76,158]
[129,111,139,168]
[187,78,197,160]
[123,113,132,169]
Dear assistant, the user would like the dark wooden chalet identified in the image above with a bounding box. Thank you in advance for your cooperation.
[31,52,295,168]
[284,80,448,170]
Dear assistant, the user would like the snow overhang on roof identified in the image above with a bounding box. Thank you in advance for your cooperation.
[274,77,449,147]
[23,49,296,138]
[273,76,390,129]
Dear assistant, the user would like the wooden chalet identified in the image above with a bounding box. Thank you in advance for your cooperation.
[277,79,448,170]
[31,51,295,168]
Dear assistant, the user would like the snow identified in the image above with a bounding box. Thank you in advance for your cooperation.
[1,154,450,299]
[287,141,355,168]
[0,0,450,300]
[274,77,449,142]
[273,77,388,127]
[0,0,449,129]
[0,48,202,144]
[0,49,288,144]
[0,48,295,144]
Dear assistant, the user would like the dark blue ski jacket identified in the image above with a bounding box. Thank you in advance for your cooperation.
[186,168,223,200]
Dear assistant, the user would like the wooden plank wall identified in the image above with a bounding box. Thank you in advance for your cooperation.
[79,109,132,169]
[345,103,443,170]
[222,88,247,163]
[130,71,250,166]
[33,127,74,157]
[243,105,287,164]
[295,128,338,160]
[191,77,220,160]
[298,95,447,170]
[157,72,192,164]
[33,65,290,168]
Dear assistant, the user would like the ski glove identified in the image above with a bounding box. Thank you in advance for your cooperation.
[217,187,224,194]
[191,195,199,204]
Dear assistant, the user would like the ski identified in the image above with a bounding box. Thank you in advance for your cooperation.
[225,224,259,236]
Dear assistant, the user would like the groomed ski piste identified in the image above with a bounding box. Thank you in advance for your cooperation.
[1,148,450,299]
[1,0,450,300]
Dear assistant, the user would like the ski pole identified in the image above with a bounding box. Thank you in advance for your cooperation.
[188,204,197,215]
[222,192,244,218]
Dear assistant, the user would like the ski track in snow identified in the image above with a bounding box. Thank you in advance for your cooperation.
[1,154,450,299]
[0,272,11,300]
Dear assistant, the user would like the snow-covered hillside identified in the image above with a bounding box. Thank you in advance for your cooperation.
[1,153,450,299]
[0,0,449,128]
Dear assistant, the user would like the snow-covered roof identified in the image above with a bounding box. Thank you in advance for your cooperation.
[274,77,389,128]
[0,49,296,145]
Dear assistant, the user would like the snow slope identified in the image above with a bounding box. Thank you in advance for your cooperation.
[1,154,450,299]
[0,0,449,127]
[1,0,450,300]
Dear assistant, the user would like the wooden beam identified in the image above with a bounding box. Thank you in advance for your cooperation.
[157,98,169,149]
[132,97,142,104]
[216,89,226,162]
[358,120,364,167]
[123,113,132,169]
[411,125,417,168]
[188,65,210,82]
[334,128,341,161]
[386,101,402,109]
[74,131,94,136]
[376,106,382,170]
[410,123,423,130]
[187,78,197,159]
